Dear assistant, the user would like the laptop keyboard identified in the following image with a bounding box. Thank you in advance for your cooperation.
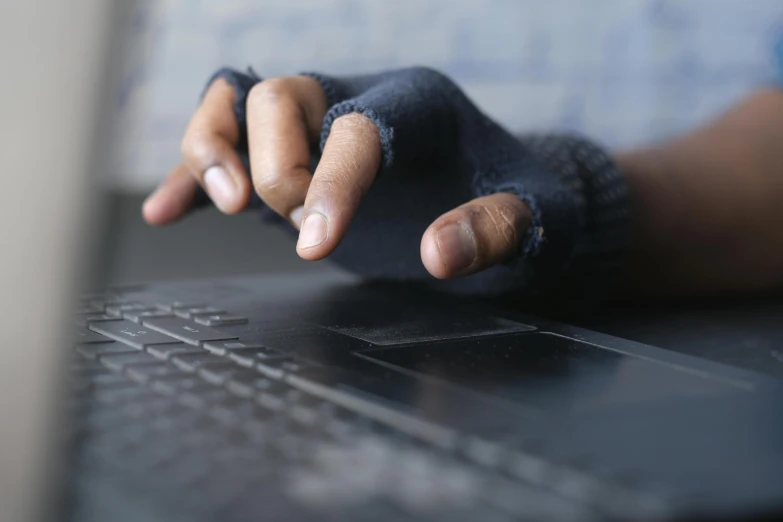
[69,292,663,522]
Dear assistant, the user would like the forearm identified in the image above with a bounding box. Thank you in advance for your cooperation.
[614,88,783,298]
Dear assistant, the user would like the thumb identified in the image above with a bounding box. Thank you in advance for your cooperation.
[420,193,531,279]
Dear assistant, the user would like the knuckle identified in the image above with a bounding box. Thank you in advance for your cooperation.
[474,203,519,252]
[252,170,285,199]
[312,168,364,204]
[179,134,194,158]
[308,176,340,203]
[208,77,233,95]
[247,78,291,108]
[252,170,308,214]
[180,131,213,165]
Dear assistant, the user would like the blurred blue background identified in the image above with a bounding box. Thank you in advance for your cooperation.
[113,0,783,190]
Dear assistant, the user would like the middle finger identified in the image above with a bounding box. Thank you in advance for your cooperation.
[246,77,327,225]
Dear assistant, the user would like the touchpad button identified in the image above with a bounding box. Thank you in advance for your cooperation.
[358,333,737,413]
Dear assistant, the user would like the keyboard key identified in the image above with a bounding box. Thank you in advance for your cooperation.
[142,317,239,345]
[122,397,180,420]
[225,371,280,398]
[90,372,136,388]
[82,407,137,432]
[89,320,183,349]
[171,351,233,372]
[210,395,262,425]
[287,395,339,427]
[76,343,138,360]
[243,417,280,442]
[74,328,114,344]
[148,408,204,434]
[74,313,119,327]
[88,313,123,321]
[256,359,313,380]
[89,297,133,309]
[288,402,319,427]
[255,389,296,413]
[71,371,133,395]
[70,359,108,374]
[151,373,202,395]
[203,340,267,356]
[93,386,159,405]
[147,345,199,361]
[193,315,248,327]
[105,303,158,316]
[100,352,162,371]
[76,305,104,315]
[157,301,205,311]
[126,364,190,384]
[125,310,175,323]
[198,363,247,386]
[80,291,120,302]
[229,347,288,367]
[174,306,226,319]
[180,386,233,410]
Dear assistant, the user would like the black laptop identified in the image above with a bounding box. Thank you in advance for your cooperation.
[70,270,783,521]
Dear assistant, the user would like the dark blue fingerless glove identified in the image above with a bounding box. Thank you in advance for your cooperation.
[205,67,630,301]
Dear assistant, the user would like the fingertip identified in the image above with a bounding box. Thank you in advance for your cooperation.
[141,169,198,225]
[141,191,170,225]
[422,193,530,279]
[421,226,451,279]
[295,211,330,260]
[296,244,330,261]
[289,206,304,230]
[422,221,479,279]
[296,248,327,262]
[203,165,251,215]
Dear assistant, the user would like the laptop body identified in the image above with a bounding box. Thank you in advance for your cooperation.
[68,273,783,521]
[4,2,783,522]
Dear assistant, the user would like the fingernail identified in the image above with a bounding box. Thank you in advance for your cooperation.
[297,212,328,249]
[203,166,235,209]
[289,206,305,229]
[436,222,476,273]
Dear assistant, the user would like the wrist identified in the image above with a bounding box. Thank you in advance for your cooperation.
[614,141,774,298]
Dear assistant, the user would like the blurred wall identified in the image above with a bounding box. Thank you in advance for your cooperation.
[114,0,783,190]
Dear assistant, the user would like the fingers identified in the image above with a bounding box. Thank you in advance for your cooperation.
[296,113,382,260]
[421,193,531,279]
[246,77,328,226]
[142,163,201,225]
[180,78,251,214]
[244,76,382,260]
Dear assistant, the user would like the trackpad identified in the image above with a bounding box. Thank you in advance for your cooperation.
[323,312,534,346]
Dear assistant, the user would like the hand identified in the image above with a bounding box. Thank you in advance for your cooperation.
[143,72,531,280]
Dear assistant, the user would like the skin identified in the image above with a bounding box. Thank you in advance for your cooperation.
[143,77,783,299]
[617,88,783,298]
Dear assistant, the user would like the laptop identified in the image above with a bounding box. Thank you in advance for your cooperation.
[3,2,783,521]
